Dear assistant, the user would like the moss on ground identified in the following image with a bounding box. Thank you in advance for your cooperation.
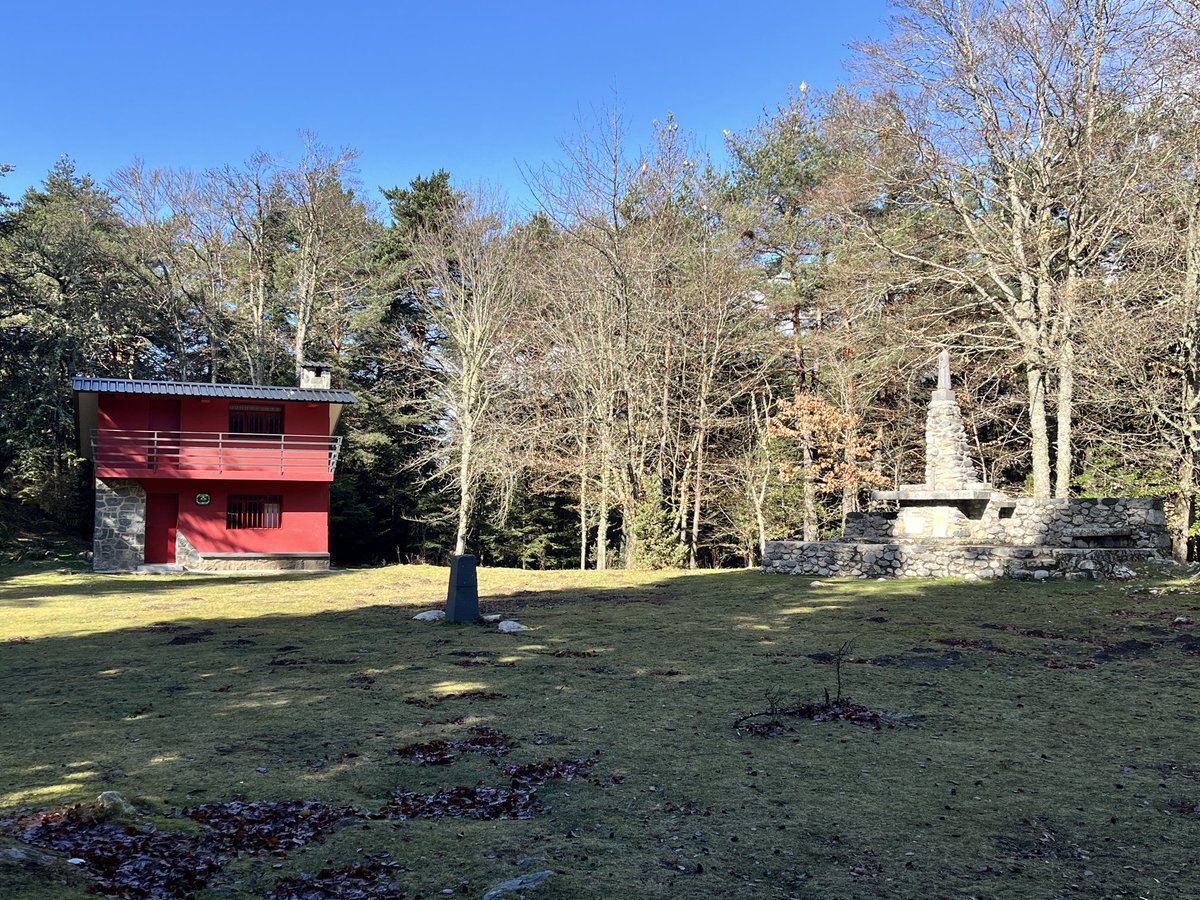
[1,561,1198,898]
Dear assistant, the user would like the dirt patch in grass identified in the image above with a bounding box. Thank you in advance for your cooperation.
[1176,633,1200,655]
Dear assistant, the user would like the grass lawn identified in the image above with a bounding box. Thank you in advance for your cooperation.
[1,561,1198,899]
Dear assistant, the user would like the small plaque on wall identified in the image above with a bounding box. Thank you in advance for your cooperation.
[195,493,212,506]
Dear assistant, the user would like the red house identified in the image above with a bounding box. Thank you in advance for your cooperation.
[73,364,356,573]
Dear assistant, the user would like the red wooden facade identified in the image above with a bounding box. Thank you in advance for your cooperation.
[74,375,355,571]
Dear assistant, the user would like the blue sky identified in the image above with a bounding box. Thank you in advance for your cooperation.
[2,0,890,215]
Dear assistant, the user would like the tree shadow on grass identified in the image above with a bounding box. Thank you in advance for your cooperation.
[0,566,339,606]
[1,565,1194,899]
[0,569,944,802]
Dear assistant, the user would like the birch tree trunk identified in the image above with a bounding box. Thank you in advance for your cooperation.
[1027,365,1052,498]
[1055,338,1075,498]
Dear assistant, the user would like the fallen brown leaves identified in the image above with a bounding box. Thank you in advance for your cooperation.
[267,855,405,900]
[179,799,355,856]
[1167,797,1200,816]
[935,638,1029,657]
[979,623,1108,645]
[379,757,594,821]
[500,758,593,787]
[393,726,514,765]
[402,690,506,709]
[2,750,593,896]
[378,783,541,821]
[3,804,223,898]
[736,695,912,733]
[744,720,786,738]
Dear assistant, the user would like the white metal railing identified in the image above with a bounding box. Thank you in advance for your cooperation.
[91,429,342,475]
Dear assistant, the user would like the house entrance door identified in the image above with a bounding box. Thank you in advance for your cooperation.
[144,493,178,564]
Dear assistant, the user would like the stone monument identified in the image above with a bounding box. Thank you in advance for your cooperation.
[763,351,1170,580]
[870,347,994,541]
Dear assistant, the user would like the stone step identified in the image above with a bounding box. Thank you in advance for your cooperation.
[135,564,187,575]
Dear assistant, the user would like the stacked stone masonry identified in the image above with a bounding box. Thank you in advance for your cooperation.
[763,540,1157,581]
[925,393,980,489]
[770,497,1170,580]
[174,530,204,569]
[843,497,1169,551]
[176,530,328,572]
[186,554,329,572]
[93,478,146,572]
[765,350,1172,580]
[840,496,1166,554]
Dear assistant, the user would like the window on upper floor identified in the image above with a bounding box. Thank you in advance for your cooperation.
[229,404,283,434]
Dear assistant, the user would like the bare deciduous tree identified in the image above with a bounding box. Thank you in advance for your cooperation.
[854,0,1163,497]
[411,193,527,556]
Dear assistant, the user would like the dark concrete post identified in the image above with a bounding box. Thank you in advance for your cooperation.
[445,554,480,623]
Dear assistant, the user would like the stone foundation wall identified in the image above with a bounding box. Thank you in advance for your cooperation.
[93,478,145,572]
[194,554,331,573]
[175,530,204,569]
[845,497,1170,551]
[176,529,329,572]
[763,540,1155,580]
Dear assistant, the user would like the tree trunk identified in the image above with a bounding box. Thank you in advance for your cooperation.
[454,425,473,556]
[1054,338,1074,498]
[596,462,609,571]
[752,500,767,568]
[1173,444,1196,563]
[294,321,307,385]
[1173,153,1200,562]
[689,432,707,569]
[840,422,860,531]
[802,425,818,540]
[578,468,589,570]
[1027,364,1052,497]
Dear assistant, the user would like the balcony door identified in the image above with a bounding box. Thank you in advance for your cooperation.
[228,404,284,472]
[148,398,181,470]
[144,493,178,564]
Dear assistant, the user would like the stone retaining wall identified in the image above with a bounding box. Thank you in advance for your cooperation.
[844,497,1169,551]
[190,554,329,572]
[173,537,329,572]
[93,478,145,572]
[762,539,1155,580]
[1004,498,1168,550]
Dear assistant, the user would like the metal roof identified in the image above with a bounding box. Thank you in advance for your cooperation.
[71,376,357,404]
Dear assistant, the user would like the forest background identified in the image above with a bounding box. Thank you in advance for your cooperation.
[3,0,1199,569]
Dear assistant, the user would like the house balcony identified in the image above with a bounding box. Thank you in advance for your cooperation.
[90,430,343,482]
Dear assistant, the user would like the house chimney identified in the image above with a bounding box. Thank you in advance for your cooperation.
[299,362,332,390]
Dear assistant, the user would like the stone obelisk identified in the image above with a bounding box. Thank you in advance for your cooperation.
[923,349,981,489]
